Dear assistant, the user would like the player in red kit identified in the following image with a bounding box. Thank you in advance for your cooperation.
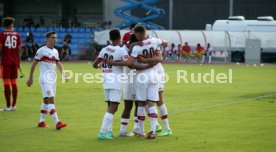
[0,17,22,111]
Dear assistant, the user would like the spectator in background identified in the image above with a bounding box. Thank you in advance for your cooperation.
[92,43,102,61]
[181,42,192,62]
[203,43,213,64]
[122,23,136,45]
[27,42,37,61]
[169,43,176,61]
[26,32,34,43]
[21,41,30,60]
[195,43,205,63]
[63,32,72,44]
[60,42,71,61]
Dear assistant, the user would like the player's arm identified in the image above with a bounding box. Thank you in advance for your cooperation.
[138,50,163,63]
[93,58,102,69]
[107,56,135,67]
[57,61,69,82]
[26,60,38,87]
[129,63,155,70]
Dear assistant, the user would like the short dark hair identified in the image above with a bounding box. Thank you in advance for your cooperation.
[133,24,146,34]
[130,23,137,29]
[2,17,15,28]
[46,32,56,38]
[109,29,121,41]
[129,34,138,44]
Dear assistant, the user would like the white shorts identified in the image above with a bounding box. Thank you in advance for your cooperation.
[104,89,122,103]
[124,82,136,101]
[40,84,56,98]
[135,72,159,102]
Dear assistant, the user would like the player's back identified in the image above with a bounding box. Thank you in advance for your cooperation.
[99,45,128,90]
[131,37,162,74]
[100,45,127,74]
[0,30,21,65]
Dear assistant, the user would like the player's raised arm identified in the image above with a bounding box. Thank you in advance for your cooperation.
[26,60,38,87]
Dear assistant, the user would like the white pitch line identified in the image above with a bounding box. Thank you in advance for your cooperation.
[169,93,276,114]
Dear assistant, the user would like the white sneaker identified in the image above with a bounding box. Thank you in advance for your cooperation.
[133,128,140,136]
[119,131,134,137]
[11,106,16,111]
[1,107,12,111]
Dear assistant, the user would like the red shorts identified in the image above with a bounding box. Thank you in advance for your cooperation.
[1,65,18,79]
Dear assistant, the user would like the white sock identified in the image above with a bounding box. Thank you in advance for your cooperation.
[100,112,113,133]
[120,118,129,133]
[208,56,212,64]
[48,104,59,125]
[133,116,139,130]
[39,103,48,123]
[137,107,145,134]
[149,106,158,133]
[107,120,113,132]
[159,104,171,131]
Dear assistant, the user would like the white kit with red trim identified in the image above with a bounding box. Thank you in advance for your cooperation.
[35,46,60,84]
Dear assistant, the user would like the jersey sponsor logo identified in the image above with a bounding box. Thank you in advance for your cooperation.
[106,47,115,53]
[143,41,152,46]
[102,69,112,73]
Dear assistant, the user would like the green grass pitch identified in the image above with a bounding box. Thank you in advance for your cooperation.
[0,62,276,152]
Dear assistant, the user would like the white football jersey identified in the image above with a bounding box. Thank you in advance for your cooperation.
[35,46,60,84]
[98,45,129,90]
[131,37,162,74]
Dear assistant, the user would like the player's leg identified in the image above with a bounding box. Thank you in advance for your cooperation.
[145,104,162,133]
[98,90,112,139]
[45,84,66,130]
[38,98,49,128]
[1,66,12,111]
[145,83,159,139]
[133,101,139,133]
[135,81,148,137]
[119,84,134,136]
[98,89,121,139]
[119,99,134,136]
[11,65,19,110]
[156,91,172,136]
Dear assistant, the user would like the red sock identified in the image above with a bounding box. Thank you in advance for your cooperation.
[11,81,18,107]
[4,83,11,107]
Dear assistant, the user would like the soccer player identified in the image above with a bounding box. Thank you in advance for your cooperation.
[93,29,129,140]
[108,24,165,139]
[0,17,21,111]
[26,32,68,130]
[122,23,136,45]
[119,34,155,137]
[139,45,172,136]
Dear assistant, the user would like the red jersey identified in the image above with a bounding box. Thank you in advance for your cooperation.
[182,45,191,53]
[196,46,204,52]
[0,30,22,66]
[122,31,133,43]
